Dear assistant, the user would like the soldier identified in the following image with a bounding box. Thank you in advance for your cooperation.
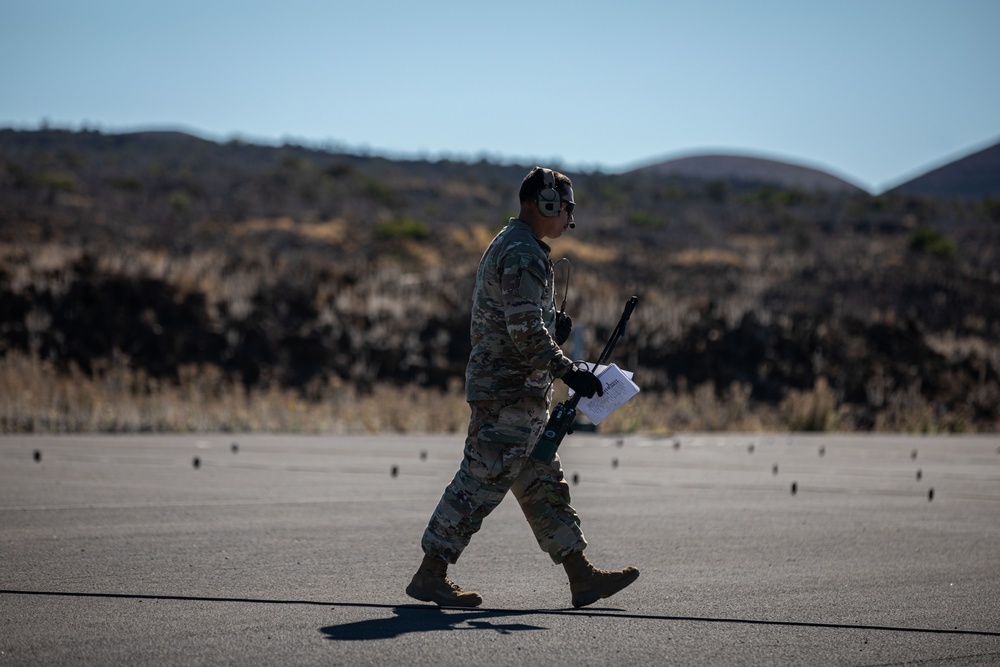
[406,166,639,608]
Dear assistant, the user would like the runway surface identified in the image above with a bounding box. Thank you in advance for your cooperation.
[2,432,999,666]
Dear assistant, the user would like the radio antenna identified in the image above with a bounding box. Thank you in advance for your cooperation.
[555,257,571,313]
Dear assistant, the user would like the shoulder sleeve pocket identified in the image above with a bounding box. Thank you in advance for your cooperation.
[516,255,547,301]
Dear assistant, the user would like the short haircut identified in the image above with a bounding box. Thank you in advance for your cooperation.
[519,166,573,204]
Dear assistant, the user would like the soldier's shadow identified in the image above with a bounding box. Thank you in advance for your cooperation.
[320,605,547,641]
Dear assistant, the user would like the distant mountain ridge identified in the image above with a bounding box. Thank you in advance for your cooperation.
[624,139,1000,199]
[887,140,1000,200]
[625,154,866,194]
[3,126,997,200]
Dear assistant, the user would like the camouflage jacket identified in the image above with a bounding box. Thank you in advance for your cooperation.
[465,218,574,401]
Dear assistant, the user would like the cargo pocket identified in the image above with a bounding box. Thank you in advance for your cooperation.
[471,399,535,482]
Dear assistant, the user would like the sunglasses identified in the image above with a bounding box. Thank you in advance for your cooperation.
[561,199,575,215]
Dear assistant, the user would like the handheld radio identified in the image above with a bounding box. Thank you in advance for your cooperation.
[531,295,638,464]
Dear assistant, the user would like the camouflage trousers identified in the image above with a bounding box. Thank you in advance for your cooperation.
[421,396,587,565]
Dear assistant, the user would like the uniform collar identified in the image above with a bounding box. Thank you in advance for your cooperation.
[510,218,552,254]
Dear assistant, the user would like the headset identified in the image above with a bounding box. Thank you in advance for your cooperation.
[537,168,562,217]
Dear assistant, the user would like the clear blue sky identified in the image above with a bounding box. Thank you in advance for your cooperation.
[2,0,998,193]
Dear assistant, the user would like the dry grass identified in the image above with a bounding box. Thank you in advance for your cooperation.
[0,350,469,434]
[447,225,498,255]
[232,217,350,245]
[5,349,983,435]
[548,236,621,264]
[671,248,744,268]
[2,232,997,436]
[595,381,782,434]
[446,225,623,266]
[779,377,846,432]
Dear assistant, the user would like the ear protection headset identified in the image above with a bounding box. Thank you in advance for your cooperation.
[537,168,562,217]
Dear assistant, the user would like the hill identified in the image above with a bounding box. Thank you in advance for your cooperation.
[625,154,866,194]
[1,128,998,433]
[887,139,1000,200]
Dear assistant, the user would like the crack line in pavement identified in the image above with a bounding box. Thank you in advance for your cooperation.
[3,589,998,638]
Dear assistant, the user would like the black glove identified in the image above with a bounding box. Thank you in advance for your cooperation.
[561,367,604,398]
[555,311,572,345]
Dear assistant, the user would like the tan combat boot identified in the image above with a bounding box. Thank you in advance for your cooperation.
[562,551,639,608]
[405,555,483,607]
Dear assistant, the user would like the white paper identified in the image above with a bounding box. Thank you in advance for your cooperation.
[574,363,640,425]
[586,364,633,381]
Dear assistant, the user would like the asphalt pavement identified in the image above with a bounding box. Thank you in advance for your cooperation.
[2,431,999,666]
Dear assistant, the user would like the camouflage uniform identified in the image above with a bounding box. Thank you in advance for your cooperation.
[421,218,587,564]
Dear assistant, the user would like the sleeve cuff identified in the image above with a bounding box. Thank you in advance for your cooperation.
[552,357,575,379]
